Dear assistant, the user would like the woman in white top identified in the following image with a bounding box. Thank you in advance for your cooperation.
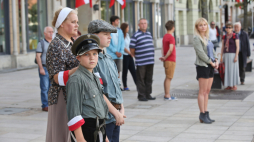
[120,23,137,91]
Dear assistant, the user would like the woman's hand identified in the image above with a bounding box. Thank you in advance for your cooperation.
[234,57,238,63]
[69,67,78,76]
[210,62,216,68]
[214,61,219,69]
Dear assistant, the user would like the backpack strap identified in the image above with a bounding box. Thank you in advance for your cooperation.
[222,35,226,40]
[40,39,45,53]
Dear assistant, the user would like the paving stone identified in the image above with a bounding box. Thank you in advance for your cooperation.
[218,134,254,141]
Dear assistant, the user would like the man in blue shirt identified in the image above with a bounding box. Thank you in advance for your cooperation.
[107,16,125,81]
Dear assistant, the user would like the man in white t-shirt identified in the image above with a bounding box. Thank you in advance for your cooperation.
[209,21,219,51]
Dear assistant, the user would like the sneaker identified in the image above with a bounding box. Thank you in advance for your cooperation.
[171,96,178,100]
[164,96,178,101]
[164,97,172,101]
[124,87,130,91]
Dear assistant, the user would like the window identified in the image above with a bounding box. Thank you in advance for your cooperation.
[66,0,75,9]
[27,0,38,50]
[25,0,47,51]
[123,1,135,36]
[160,1,165,38]
[143,1,153,35]
[0,1,6,54]
[101,0,114,23]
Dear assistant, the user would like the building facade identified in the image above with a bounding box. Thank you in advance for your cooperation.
[0,0,224,70]
[221,0,254,29]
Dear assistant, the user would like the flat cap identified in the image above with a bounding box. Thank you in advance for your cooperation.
[71,34,101,56]
[88,19,117,34]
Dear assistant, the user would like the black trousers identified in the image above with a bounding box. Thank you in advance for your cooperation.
[136,64,154,99]
[71,118,106,142]
[122,55,137,87]
[238,52,245,82]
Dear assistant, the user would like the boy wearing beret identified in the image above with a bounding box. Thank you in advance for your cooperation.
[66,34,125,142]
[88,20,126,142]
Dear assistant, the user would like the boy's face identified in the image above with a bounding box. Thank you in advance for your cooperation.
[76,49,99,72]
[94,32,111,48]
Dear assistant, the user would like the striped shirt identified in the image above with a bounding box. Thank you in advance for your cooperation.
[130,30,155,66]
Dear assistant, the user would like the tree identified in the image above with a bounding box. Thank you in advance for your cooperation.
[235,0,253,32]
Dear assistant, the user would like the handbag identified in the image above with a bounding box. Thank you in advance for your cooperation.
[218,62,225,85]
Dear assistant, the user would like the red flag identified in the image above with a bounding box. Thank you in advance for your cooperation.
[109,0,115,8]
[75,0,92,8]
[121,0,126,9]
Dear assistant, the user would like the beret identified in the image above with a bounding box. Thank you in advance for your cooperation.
[88,19,117,34]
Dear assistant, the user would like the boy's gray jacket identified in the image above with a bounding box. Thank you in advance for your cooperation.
[193,36,218,67]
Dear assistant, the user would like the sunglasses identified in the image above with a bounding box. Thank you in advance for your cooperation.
[211,24,215,25]
[226,27,232,29]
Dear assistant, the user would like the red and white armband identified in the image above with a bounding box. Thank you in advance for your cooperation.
[67,115,85,131]
[58,70,70,86]
[94,72,103,85]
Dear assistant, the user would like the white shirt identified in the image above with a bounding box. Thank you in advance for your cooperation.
[209,27,217,41]
[123,33,130,55]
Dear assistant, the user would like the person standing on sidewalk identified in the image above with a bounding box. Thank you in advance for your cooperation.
[209,21,219,51]
[121,23,137,91]
[36,26,53,112]
[221,23,240,91]
[45,7,79,142]
[193,18,218,124]
[107,16,125,86]
[88,19,126,142]
[159,21,177,101]
[234,22,251,85]
[130,18,156,101]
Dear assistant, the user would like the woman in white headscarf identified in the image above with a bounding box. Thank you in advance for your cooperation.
[46,7,79,142]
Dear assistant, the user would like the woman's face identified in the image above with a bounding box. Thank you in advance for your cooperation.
[61,13,79,37]
[126,26,129,33]
[197,22,208,33]
[226,25,233,34]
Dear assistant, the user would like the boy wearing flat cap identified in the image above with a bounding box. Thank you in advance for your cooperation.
[88,20,126,142]
[66,34,125,142]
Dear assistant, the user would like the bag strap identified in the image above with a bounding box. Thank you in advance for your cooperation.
[40,39,45,53]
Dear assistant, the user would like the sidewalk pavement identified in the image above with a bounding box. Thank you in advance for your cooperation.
[0,40,254,142]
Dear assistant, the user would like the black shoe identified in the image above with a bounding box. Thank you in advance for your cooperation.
[205,111,215,122]
[138,98,148,101]
[199,112,212,124]
[147,96,156,100]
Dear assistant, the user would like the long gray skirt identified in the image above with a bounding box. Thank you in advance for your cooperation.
[223,53,240,87]
[46,90,71,142]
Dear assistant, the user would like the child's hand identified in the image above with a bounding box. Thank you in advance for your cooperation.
[106,136,109,142]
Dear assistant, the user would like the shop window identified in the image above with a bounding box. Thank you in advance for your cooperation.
[101,0,114,23]
[160,2,165,38]
[26,0,47,51]
[143,1,153,35]
[123,2,135,36]
[67,0,75,9]
[0,1,6,54]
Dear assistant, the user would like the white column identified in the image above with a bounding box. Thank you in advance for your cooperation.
[21,0,27,54]
[12,0,18,55]
[137,2,140,20]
